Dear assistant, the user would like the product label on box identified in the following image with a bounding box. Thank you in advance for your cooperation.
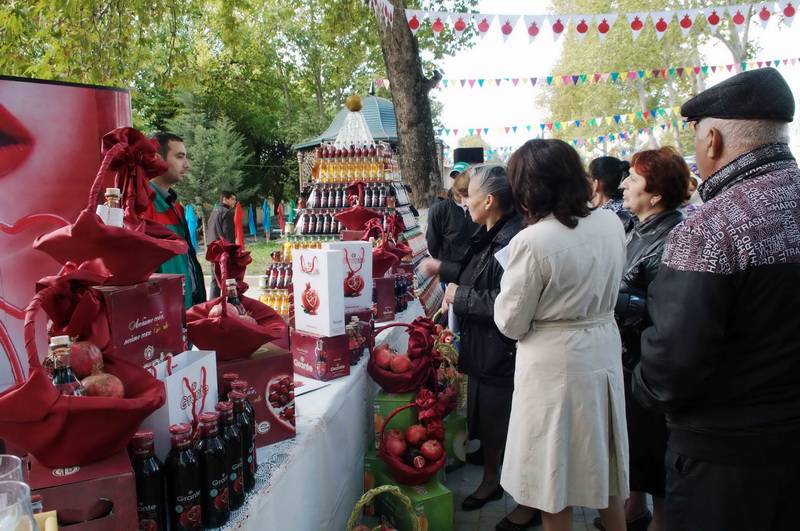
[323,241,373,314]
[290,330,350,382]
[292,249,346,337]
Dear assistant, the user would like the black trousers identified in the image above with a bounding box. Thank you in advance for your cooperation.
[665,448,800,531]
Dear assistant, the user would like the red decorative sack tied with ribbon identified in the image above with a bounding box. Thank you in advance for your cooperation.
[33,127,188,285]
[367,318,443,394]
[0,284,166,467]
[378,389,446,485]
[187,251,288,359]
[361,219,399,277]
[335,180,382,230]
[35,258,114,354]
[205,238,252,295]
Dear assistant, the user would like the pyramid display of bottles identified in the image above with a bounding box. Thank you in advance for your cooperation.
[289,139,443,318]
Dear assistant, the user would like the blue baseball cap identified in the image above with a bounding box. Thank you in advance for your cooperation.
[449,162,470,176]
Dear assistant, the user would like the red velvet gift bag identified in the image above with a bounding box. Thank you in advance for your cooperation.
[33,127,187,285]
[0,286,166,468]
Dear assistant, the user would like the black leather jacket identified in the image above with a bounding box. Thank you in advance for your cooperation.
[615,209,684,369]
[633,143,800,465]
[425,193,478,263]
[439,213,522,387]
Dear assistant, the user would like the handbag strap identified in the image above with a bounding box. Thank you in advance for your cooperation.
[86,143,127,210]
[182,366,208,436]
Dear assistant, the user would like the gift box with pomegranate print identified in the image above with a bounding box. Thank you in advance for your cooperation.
[292,248,346,337]
[323,240,373,314]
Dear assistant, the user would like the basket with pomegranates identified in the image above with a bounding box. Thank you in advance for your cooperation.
[0,277,166,468]
[377,390,446,486]
[186,242,288,359]
[347,485,420,531]
[367,317,442,394]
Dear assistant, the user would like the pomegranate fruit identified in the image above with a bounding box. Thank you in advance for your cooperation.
[374,344,395,370]
[238,314,258,325]
[69,341,104,379]
[384,428,404,441]
[81,373,125,398]
[208,302,237,318]
[421,439,444,461]
[389,353,412,374]
[384,436,407,457]
[405,425,428,447]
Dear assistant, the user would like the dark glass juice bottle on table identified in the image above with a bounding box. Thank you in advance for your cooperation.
[215,401,245,510]
[48,335,85,396]
[219,372,239,403]
[229,390,256,492]
[131,430,166,530]
[164,423,202,531]
[193,412,230,528]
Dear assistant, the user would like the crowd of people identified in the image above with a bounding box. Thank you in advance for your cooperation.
[423,67,800,531]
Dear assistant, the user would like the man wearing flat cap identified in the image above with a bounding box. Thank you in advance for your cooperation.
[633,67,800,530]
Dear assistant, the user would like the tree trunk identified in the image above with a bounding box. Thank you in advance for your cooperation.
[374,0,440,205]
[276,60,293,119]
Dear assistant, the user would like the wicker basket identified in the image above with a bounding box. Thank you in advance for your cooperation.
[346,485,421,531]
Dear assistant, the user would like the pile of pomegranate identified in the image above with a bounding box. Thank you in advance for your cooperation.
[382,424,444,470]
[373,343,412,374]
[69,341,125,398]
[208,302,258,325]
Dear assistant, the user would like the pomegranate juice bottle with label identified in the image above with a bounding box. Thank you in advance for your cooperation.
[131,431,166,530]
[229,391,256,492]
[193,413,230,528]
[164,423,202,531]
[215,401,245,510]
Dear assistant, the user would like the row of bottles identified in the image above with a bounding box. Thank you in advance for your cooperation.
[259,289,291,317]
[311,142,397,183]
[305,183,393,210]
[261,263,293,291]
[132,379,258,530]
[299,212,344,235]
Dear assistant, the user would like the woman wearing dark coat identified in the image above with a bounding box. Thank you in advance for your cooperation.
[595,147,690,531]
[420,164,522,522]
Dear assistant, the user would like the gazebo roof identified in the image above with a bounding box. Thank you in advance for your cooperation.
[292,96,398,150]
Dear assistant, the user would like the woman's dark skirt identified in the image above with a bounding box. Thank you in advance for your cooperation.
[466,376,514,450]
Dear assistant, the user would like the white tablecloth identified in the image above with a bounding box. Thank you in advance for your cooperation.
[222,300,425,530]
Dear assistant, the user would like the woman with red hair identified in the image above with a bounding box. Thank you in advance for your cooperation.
[595,146,691,531]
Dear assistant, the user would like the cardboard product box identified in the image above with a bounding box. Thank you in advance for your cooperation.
[216,344,296,448]
[323,240,373,314]
[97,274,186,369]
[371,457,453,531]
[340,230,365,241]
[292,248,346,337]
[29,450,137,531]
[391,262,415,279]
[290,328,350,381]
[373,391,418,450]
[373,277,396,323]
[443,413,468,472]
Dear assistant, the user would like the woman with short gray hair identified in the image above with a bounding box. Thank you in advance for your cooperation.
[420,164,525,527]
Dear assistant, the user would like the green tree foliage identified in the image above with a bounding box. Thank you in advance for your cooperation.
[166,94,256,209]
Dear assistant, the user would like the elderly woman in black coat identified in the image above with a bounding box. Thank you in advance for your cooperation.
[420,164,523,521]
[595,147,690,531]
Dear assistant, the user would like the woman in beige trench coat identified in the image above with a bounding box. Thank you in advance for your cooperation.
[493,139,629,531]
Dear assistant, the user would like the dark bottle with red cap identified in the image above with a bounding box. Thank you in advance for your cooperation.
[220,373,239,402]
[215,401,245,510]
[193,412,230,527]
[230,380,256,433]
[131,431,166,530]
[229,390,256,492]
[164,423,202,531]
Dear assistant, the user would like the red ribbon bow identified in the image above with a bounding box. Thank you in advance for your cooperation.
[102,127,170,215]
[415,389,445,440]
[206,238,253,293]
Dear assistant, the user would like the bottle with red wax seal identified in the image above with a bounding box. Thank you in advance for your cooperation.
[219,373,240,402]
[229,391,256,492]
[214,401,245,510]
[193,413,230,528]
[165,424,202,531]
[131,430,167,530]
